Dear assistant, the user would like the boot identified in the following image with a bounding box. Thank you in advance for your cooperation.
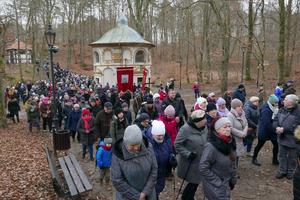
[99,179,103,185]
[29,128,32,134]
[252,158,261,166]
[272,160,279,166]
[17,117,20,123]
[12,118,15,123]
[105,183,112,191]
[37,127,41,134]
[82,153,86,159]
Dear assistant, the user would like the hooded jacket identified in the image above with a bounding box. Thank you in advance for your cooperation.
[281,85,296,99]
[67,109,82,131]
[158,112,178,146]
[95,109,114,140]
[27,103,40,124]
[96,141,113,168]
[110,115,129,144]
[275,86,283,102]
[232,88,246,105]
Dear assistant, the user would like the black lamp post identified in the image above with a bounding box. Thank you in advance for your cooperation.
[45,24,57,157]
[177,56,182,90]
[241,45,246,84]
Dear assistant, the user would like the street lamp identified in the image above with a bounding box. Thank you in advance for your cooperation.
[177,56,182,90]
[45,24,57,157]
[241,45,246,83]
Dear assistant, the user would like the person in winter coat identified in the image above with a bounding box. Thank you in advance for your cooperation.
[174,110,208,200]
[194,97,207,111]
[232,84,246,105]
[273,94,300,180]
[141,98,158,122]
[96,137,113,191]
[222,91,233,110]
[67,104,82,142]
[226,99,248,178]
[175,93,188,127]
[110,107,129,144]
[24,96,31,112]
[78,96,87,110]
[77,109,96,161]
[143,120,178,199]
[252,94,279,166]
[111,125,158,200]
[40,97,53,132]
[133,93,142,118]
[193,82,200,99]
[206,92,216,104]
[27,100,40,134]
[114,95,126,109]
[61,100,73,130]
[95,102,114,142]
[90,99,102,117]
[153,93,162,115]
[205,102,218,129]
[159,87,168,101]
[293,126,300,199]
[275,83,284,108]
[281,80,296,99]
[217,97,229,117]
[158,105,178,181]
[134,113,151,133]
[244,97,260,157]
[199,116,237,200]
[122,102,132,125]
[8,96,20,123]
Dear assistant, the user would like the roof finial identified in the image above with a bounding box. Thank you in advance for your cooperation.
[117,12,128,26]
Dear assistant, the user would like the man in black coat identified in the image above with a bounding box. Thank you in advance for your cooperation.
[90,99,102,117]
[111,89,118,107]
[161,89,184,128]
[169,78,174,90]
[114,95,126,109]
[175,93,188,128]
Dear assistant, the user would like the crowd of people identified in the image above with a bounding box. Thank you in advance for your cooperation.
[4,63,300,199]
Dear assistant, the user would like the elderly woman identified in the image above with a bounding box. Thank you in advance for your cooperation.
[194,97,207,111]
[200,116,237,200]
[27,100,40,134]
[217,97,229,117]
[143,120,177,199]
[67,104,82,143]
[112,125,158,200]
[226,99,247,178]
[40,97,53,132]
[77,109,96,161]
[110,107,129,144]
[174,110,208,200]
[134,113,151,132]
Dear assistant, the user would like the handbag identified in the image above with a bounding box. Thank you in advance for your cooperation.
[42,113,48,118]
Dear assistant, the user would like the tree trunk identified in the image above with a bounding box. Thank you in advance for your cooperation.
[277,0,286,83]
[245,0,254,81]
[285,0,292,77]
[13,0,23,82]
[204,3,211,80]
[289,2,299,74]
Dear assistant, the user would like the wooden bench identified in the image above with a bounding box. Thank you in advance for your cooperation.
[45,145,92,199]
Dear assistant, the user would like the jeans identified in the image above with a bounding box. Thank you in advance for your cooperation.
[194,92,199,99]
[182,182,199,200]
[82,144,93,158]
[29,122,40,128]
[253,139,278,162]
[243,138,253,153]
[279,144,297,174]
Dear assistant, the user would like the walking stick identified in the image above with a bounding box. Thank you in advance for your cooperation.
[173,168,176,200]
[175,160,193,200]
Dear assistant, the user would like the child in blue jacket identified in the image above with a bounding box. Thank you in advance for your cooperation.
[96,137,113,191]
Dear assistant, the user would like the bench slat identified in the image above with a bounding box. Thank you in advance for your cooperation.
[70,154,93,191]
[64,156,85,194]
[58,157,78,196]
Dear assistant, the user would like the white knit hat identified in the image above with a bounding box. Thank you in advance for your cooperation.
[209,92,215,97]
[195,97,207,108]
[151,120,165,136]
[153,93,160,100]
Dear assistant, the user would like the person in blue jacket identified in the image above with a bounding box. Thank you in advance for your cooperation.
[274,83,284,108]
[67,104,82,142]
[96,136,113,191]
[252,94,279,166]
[143,120,177,199]
[232,84,246,105]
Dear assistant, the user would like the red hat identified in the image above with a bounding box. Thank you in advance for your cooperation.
[82,109,90,116]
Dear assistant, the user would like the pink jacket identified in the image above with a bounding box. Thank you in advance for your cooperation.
[158,113,178,146]
[193,84,200,93]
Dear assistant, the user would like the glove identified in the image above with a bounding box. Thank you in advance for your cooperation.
[100,166,105,169]
[229,183,235,190]
[171,155,178,170]
[188,152,197,161]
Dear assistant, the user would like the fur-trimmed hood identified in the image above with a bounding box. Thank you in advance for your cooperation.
[209,131,236,156]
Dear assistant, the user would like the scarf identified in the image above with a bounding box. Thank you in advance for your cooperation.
[43,102,50,106]
[117,117,126,129]
[188,118,206,132]
[217,132,230,142]
[153,136,164,144]
[208,97,214,102]
[82,115,92,131]
[101,144,112,151]
[124,143,140,157]
[267,102,279,119]
[236,110,243,117]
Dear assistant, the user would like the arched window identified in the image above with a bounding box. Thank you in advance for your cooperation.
[135,50,145,63]
[94,51,100,63]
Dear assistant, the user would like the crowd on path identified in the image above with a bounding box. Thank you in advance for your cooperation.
[4,64,300,199]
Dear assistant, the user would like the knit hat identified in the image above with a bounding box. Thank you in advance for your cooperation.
[268,94,279,103]
[104,102,113,109]
[249,96,259,102]
[151,120,165,135]
[231,99,243,109]
[82,109,90,116]
[121,95,126,100]
[238,84,245,89]
[208,92,215,97]
[197,97,207,106]
[138,113,150,122]
[153,93,160,100]
[80,96,85,100]
[91,99,96,103]
[206,102,217,113]
[147,98,154,104]
[214,117,231,131]
[287,80,294,84]
[43,97,49,101]
[104,137,113,144]
[164,105,175,116]
[74,104,79,108]
[217,97,226,106]
[114,107,123,116]
[122,102,128,108]
[123,125,143,145]
[278,83,282,86]
[175,93,181,98]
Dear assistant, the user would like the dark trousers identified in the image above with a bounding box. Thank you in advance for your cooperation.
[42,117,53,131]
[182,183,199,200]
[11,113,19,123]
[279,144,297,174]
[253,139,278,162]
[70,130,80,142]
